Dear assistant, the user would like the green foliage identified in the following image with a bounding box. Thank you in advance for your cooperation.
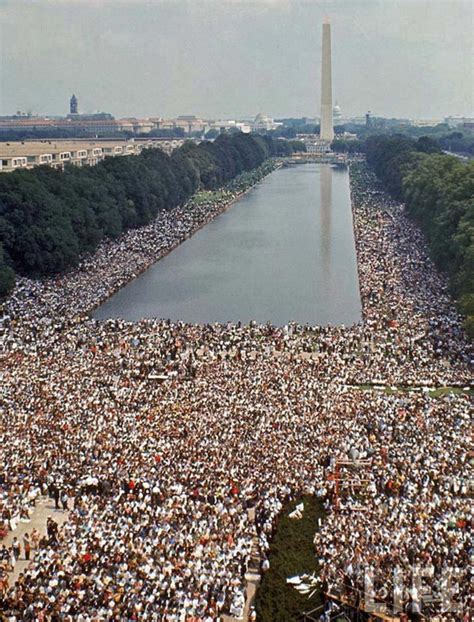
[288,140,307,153]
[331,138,364,154]
[271,122,320,136]
[310,117,474,157]
[204,128,220,139]
[255,496,326,622]
[0,133,297,282]
[0,128,126,141]
[364,134,420,198]
[438,131,474,156]
[0,242,15,298]
[416,135,442,154]
[364,134,474,337]
[146,127,186,138]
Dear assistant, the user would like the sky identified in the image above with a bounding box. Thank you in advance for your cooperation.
[0,0,472,120]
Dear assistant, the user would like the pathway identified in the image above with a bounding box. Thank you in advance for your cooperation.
[222,507,261,622]
[2,497,70,585]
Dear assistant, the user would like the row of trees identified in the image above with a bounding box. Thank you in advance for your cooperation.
[364,135,474,336]
[438,131,474,156]
[0,133,304,297]
[332,126,474,158]
[331,138,364,154]
[0,128,187,142]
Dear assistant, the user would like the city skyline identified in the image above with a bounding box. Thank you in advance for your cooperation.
[0,0,472,120]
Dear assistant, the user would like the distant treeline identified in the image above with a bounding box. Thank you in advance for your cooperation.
[0,128,187,142]
[0,129,124,142]
[0,134,304,297]
[364,134,474,337]
[332,128,474,157]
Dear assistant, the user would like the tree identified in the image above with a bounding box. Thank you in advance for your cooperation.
[416,136,441,154]
[0,242,14,298]
[204,128,219,139]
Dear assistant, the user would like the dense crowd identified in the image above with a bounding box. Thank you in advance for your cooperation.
[0,162,471,621]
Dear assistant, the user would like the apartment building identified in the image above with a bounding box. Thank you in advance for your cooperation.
[0,138,185,173]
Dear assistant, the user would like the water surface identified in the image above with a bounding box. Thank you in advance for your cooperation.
[93,163,361,325]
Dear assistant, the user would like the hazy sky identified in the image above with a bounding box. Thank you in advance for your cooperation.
[1,0,472,120]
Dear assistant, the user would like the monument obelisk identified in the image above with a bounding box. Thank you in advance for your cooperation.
[320,19,334,142]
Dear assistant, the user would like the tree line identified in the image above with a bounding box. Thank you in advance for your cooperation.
[0,133,304,297]
[0,127,187,142]
[332,126,474,158]
[364,134,474,337]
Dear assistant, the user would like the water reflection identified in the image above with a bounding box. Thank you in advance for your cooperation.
[319,163,332,274]
[93,163,361,326]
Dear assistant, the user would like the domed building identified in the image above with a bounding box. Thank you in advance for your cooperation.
[333,103,342,125]
[252,113,281,132]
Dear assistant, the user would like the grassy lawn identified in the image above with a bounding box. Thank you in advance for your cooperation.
[193,189,228,205]
[255,495,326,622]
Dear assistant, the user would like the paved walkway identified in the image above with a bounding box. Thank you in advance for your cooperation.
[2,497,70,584]
[222,507,261,622]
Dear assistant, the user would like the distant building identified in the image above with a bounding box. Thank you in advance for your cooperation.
[252,113,282,132]
[445,116,474,129]
[174,117,209,134]
[333,103,342,125]
[351,115,412,130]
[0,112,119,136]
[177,115,197,122]
[151,116,209,134]
[340,131,357,140]
[297,133,331,154]
[70,94,78,115]
[0,117,56,133]
[0,138,185,173]
[66,110,115,122]
[235,122,251,134]
[410,119,443,127]
[211,120,251,134]
[156,119,176,131]
[117,118,154,134]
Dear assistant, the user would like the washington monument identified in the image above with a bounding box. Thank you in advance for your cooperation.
[320,19,334,142]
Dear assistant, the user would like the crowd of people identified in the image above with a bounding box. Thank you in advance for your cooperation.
[0,161,471,621]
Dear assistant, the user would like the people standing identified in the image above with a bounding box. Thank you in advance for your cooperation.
[46,517,59,545]
[11,537,21,561]
[31,528,40,551]
[61,489,69,511]
[23,532,31,560]
[51,484,60,510]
